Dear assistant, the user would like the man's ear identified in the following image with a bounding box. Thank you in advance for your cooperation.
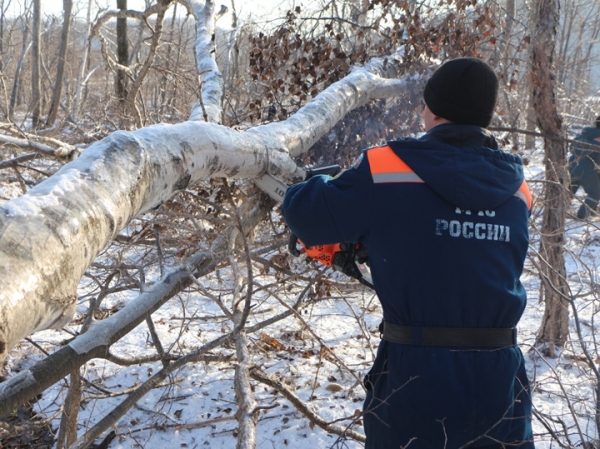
[432,113,451,125]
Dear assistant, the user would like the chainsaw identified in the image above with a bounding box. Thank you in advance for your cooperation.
[255,167,374,289]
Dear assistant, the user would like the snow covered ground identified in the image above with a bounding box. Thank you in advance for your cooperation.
[3,142,600,449]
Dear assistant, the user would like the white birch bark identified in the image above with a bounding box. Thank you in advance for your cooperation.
[190,0,224,123]
[0,196,272,418]
[250,56,410,157]
[0,46,411,363]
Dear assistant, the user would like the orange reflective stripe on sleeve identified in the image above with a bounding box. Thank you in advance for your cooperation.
[366,145,424,184]
[513,180,533,210]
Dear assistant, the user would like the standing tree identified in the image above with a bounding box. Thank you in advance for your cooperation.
[71,0,94,122]
[0,0,12,74]
[530,0,570,354]
[93,1,175,126]
[45,0,73,128]
[9,14,31,122]
[157,2,178,115]
[556,0,600,106]
[116,0,129,103]
[31,0,41,128]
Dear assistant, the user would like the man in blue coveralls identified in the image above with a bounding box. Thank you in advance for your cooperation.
[569,116,600,219]
[282,58,534,448]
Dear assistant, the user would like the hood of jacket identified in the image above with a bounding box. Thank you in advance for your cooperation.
[578,126,600,142]
[388,123,524,211]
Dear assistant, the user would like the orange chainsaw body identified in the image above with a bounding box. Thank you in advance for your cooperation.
[301,242,342,267]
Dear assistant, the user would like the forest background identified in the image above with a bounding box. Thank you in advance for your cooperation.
[0,0,599,448]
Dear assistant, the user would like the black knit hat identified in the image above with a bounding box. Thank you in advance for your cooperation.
[595,116,600,128]
[423,58,498,128]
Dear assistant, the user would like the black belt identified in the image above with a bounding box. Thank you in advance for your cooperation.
[380,321,517,348]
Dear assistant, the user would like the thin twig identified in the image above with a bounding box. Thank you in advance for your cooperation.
[249,367,366,443]
[490,126,600,152]
[0,407,63,435]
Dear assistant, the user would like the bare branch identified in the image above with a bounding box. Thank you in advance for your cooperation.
[249,367,366,443]
[67,283,314,449]
[0,134,71,157]
[0,152,38,168]
[0,407,63,436]
[0,250,217,417]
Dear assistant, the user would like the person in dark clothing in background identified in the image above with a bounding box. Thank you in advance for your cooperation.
[282,58,534,448]
[569,116,600,219]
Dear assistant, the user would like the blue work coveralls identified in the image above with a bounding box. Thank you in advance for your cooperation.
[569,126,600,218]
[282,123,534,449]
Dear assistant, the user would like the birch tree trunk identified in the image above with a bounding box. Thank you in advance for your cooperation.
[45,0,73,128]
[530,0,570,353]
[0,48,411,364]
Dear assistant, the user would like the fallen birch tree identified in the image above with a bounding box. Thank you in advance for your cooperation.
[3,2,591,448]
[0,2,423,448]
[0,1,414,367]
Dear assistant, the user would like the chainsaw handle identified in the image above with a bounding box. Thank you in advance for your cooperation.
[304,165,341,180]
[288,233,302,257]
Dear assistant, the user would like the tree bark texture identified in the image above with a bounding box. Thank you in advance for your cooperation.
[55,369,81,449]
[45,0,73,128]
[530,0,570,349]
[31,0,41,128]
[0,50,412,364]
[190,0,224,123]
[116,0,128,102]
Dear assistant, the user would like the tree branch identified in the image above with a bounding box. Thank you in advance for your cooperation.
[0,46,412,362]
[489,126,600,151]
[0,133,74,158]
[0,251,217,417]
[67,281,315,449]
[0,152,39,168]
[249,367,366,443]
